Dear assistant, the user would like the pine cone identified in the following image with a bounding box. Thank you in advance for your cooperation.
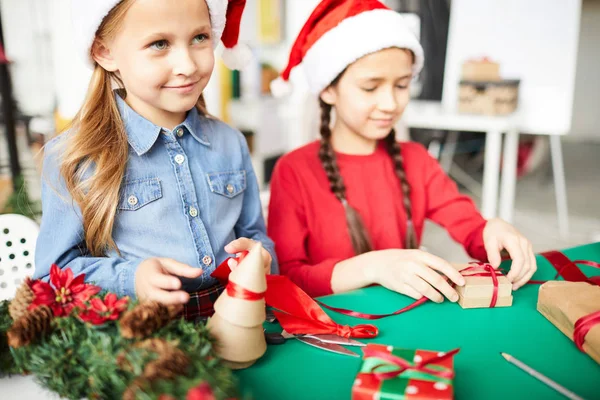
[119,302,182,339]
[8,278,34,321]
[133,338,189,382]
[143,345,189,382]
[120,339,189,399]
[7,305,53,348]
[136,338,173,353]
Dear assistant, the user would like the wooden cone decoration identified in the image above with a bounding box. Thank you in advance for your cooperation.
[213,243,266,326]
[207,243,267,369]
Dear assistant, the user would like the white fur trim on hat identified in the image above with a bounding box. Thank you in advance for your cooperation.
[71,0,120,67]
[72,0,229,67]
[206,0,228,48]
[221,43,253,71]
[302,9,424,95]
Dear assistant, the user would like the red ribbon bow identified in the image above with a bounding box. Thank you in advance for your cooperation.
[265,275,378,338]
[573,310,600,353]
[211,253,378,339]
[363,347,460,381]
[459,263,504,308]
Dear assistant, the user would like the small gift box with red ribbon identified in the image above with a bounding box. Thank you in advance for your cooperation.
[537,281,600,365]
[454,263,513,309]
[351,344,459,400]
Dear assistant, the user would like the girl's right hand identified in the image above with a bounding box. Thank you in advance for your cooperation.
[365,249,465,303]
[135,258,203,305]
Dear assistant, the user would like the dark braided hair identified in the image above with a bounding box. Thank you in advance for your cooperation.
[318,98,372,254]
[318,95,417,254]
[384,129,417,249]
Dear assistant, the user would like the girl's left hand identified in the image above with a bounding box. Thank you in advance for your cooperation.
[483,218,537,290]
[224,238,272,275]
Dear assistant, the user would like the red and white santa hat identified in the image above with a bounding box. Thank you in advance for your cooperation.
[71,0,251,70]
[271,0,424,97]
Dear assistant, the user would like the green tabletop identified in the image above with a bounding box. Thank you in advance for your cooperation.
[235,243,600,400]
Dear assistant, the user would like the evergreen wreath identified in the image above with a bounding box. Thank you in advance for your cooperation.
[0,265,238,400]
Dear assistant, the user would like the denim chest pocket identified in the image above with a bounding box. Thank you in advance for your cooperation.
[118,178,163,211]
[207,170,246,199]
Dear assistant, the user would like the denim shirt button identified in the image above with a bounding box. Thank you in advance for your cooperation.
[202,255,212,266]
[226,184,234,194]
[176,127,184,137]
[189,207,198,217]
[175,154,185,164]
[127,195,138,206]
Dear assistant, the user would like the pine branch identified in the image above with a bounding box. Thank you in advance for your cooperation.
[4,300,237,399]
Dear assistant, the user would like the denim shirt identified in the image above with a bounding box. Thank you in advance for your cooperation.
[34,94,277,297]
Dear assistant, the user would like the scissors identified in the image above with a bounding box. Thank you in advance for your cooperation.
[264,329,365,357]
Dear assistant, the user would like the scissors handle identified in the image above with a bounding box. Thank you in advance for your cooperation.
[264,331,286,345]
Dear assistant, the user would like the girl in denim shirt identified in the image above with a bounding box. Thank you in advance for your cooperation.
[34,0,277,319]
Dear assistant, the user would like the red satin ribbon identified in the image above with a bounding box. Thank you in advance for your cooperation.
[364,347,459,381]
[225,281,265,301]
[211,252,378,338]
[316,262,505,318]
[315,297,428,320]
[529,251,600,286]
[460,263,504,308]
[265,275,378,338]
[573,310,600,352]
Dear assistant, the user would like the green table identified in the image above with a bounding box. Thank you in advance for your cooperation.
[236,243,600,399]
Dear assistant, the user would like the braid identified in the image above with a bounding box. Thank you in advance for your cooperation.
[385,129,418,249]
[318,99,372,254]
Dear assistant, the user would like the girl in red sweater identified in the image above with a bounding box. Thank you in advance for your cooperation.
[268,0,536,300]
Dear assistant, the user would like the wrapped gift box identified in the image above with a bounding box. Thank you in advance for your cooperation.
[461,58,501,81]
[537,281,600,364]
[352,344,457,400]
[453,264,513,309]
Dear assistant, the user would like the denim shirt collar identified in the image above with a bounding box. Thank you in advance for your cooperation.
[116,93,211,156]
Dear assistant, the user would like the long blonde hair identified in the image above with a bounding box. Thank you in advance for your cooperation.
[59,0,208,256]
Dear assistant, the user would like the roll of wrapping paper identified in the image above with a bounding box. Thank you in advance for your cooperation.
[537,281,600,364]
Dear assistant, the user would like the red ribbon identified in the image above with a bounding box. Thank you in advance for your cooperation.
[459,263,504,308]
[529,251,600,286]
[265,275,378,338]
[316,262,505,318]
[214,251,266,301]
[211,252,378,339]
[315,297,428,320]
[364,347,459,381]
[225,281,265,301]
[573,310,600,352]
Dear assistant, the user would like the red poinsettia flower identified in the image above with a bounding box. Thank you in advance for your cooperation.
[79,293,129,325]
[187,383,216,400]
[29,264,101,317]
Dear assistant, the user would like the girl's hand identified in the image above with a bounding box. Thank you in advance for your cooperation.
[135,258,202,304]
[224,238,272,274]
[483,218,537,290]
[365,249,465,303]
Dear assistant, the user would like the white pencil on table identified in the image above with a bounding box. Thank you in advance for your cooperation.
[501,352,585,400]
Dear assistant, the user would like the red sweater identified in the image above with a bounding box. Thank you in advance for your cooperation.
[267,140,488,297]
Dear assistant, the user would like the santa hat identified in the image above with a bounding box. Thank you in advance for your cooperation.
[71,0,251,70]
[270,0,424,97]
